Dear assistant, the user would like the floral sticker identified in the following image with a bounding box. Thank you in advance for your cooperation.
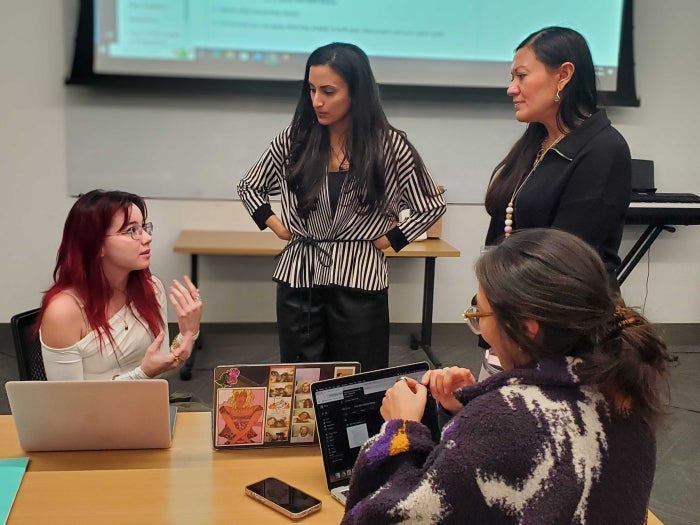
[215,367,240,388]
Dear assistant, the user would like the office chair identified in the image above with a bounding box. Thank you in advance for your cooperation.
[10,308,47,381]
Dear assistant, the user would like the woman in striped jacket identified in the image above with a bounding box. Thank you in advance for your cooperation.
[237,43,445,371]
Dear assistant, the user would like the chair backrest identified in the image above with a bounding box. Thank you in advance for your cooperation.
[10,308,46,381]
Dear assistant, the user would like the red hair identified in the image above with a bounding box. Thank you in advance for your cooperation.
[38,190,164,350]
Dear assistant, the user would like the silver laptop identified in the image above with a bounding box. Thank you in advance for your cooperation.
[6,379,176,451]
[311,362,439,505]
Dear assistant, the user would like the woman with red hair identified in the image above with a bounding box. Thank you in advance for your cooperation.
[38,190,203,380]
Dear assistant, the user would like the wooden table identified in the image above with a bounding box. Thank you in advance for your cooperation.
[1,412,666,524]
[1,412,343,524]
[173,231,460,377]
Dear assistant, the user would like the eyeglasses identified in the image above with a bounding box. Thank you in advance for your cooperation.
[108,222,154,241]
[462,305,494,335]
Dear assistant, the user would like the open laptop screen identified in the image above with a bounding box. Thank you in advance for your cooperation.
[311,362,439,493]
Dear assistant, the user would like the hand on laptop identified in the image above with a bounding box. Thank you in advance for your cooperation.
[380,378,428,422]
[421,367,476,415]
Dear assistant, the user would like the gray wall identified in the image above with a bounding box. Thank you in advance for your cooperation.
[1,0,698,328]
[66,92,519,204]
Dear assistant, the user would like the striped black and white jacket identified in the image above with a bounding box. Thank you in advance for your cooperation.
[237,126,446,291]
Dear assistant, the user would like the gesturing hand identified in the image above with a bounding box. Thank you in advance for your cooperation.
[169,275,203,338]
[140,331,195,377]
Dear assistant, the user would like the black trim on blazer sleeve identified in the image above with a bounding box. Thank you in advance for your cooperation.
[251,204,274,230]
[386,226,409,252]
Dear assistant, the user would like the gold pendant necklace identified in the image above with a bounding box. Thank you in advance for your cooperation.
[112,289,129,331]
[117,309,129,331]
[112,304,129,331]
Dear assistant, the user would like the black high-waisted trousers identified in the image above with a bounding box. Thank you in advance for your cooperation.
[276,283,389,372]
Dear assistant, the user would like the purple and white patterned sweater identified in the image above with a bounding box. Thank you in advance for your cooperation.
[341,357,655,525]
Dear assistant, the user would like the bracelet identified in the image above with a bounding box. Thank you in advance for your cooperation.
[170,331,200,351]
[112,367,149,380]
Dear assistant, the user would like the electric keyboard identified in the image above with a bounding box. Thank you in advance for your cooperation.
[626,201,700,226]
[630,192,700,203]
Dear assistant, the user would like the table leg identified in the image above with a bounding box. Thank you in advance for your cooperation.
[190,253,199,286]
[180,254,201,381]
[409,257,442,368]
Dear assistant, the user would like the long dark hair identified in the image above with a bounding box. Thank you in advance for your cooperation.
[286,42,432,219]
[39,190,163,350]
[485,27,598,217]
[475,228,670,429]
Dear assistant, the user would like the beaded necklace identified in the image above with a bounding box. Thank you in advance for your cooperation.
[504,134,566,237]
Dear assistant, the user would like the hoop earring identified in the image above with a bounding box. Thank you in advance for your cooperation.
[554,89,561,103]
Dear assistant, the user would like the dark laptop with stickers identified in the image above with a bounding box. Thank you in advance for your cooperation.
[212,362,360,449]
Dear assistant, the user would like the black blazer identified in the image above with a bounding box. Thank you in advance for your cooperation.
[485,109,631,275]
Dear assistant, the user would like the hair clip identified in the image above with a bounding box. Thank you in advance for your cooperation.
[614,305,643,330]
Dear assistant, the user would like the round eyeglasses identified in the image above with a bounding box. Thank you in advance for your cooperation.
[108,222,154,241]
[462,305,494,335]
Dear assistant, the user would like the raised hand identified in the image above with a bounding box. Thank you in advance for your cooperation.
[169,275,203,338]
[141,330,195,377]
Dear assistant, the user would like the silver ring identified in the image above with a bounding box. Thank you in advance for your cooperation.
[194,294,202,302]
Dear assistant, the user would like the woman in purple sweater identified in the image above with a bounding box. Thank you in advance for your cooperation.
[342,229,669,525]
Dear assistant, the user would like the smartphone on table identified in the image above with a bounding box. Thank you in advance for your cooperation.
[245,477,322,520]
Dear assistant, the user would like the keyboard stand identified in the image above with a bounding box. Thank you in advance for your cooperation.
[616,225,675,285]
